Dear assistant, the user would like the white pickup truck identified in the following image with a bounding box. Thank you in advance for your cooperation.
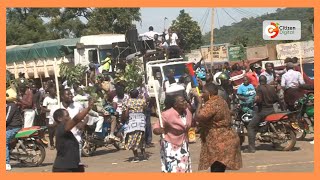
[144,58,190,114]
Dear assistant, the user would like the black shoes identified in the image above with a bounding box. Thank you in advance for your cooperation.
[243,147,256,153]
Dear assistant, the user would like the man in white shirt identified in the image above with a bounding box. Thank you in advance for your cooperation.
[165,28,181,59]
[165,28,179,46]
[73,87,89,109]
[139,26,160,41]
[42,87,58,150]
[281,62,305,111]
[261,62,275,85]
[49,89,88,159]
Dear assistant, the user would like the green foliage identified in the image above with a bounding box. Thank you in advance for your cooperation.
[85,8,141,35]
[114,58,144,92]
[202,8,314,47]
[59,63,87,86]
[171,10,203,52]
[6,8,141,45]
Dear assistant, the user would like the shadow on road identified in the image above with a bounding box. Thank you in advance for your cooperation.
[82,149,120,157]
[123,151,154,162]
[256,144,301,151]
[12,162,53,169]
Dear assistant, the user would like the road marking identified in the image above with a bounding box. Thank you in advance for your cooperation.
[248,161,314,168]
[256,165,267,172]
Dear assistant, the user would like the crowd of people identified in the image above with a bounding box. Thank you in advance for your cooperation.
[6,24,314,173]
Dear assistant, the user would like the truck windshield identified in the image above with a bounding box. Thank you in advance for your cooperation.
[163,63,187,78]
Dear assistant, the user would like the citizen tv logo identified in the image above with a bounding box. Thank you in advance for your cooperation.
[263,20,301,40]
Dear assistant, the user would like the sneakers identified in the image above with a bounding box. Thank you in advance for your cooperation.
[141,154,148,162]
[131,157,140,163]
[6,164,11,171]
[310,140,314,144]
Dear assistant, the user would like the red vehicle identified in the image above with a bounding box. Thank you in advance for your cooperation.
[232,108,297,151]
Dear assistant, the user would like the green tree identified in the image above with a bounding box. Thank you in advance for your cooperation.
[47,8,88,39]
[171,10,203,52]
[6,8,56,45]
[6,8,141,45]
[85,8,141,35]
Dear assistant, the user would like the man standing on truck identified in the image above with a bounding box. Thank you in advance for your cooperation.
[139,26,160,41]
[165,28,181,59]
[100,52,112,73]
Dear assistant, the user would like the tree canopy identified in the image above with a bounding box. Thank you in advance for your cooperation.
[171,10,203,52]
[6,8,141,45]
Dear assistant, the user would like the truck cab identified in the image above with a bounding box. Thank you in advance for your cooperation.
[145,57,190,103]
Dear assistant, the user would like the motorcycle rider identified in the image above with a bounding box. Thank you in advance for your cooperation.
[237,76,256,115]
[243,75,279,153]
[6,85,23,171]
[212,71,231,108]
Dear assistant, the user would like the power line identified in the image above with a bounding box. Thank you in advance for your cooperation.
[201,9,210,33]
[199,8,210,32]
[233,8,252,19]
[199,8,209,26]
[222,8,238,23]
[216,9,221,29]
[237,8,259,17]
[234,8,253,18]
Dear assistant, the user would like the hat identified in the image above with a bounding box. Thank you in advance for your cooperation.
[6,88,17,102]
[253,63,261,69]
[106,52,112,56]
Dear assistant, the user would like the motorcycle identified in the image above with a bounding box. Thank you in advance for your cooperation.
[81,104,124,157]
[9,126,47,167]
[290,92,314,140]
[232,103,297,151]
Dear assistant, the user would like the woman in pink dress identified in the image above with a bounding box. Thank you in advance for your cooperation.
[153,95,194,173]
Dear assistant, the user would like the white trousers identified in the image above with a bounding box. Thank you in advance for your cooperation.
[87,115,104,133]
[23,109,35,128]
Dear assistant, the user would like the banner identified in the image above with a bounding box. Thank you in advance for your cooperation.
[228,45,246,61]
[200,43,229,61]
[124,113,146,134]
[276,41,314,60]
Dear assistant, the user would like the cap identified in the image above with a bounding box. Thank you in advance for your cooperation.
[6,88,17,102]
[254,63,261,69]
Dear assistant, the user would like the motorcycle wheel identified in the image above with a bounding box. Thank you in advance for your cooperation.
[20,141,46,167]
[295,116,312,140]
[273,125,297,151]
[81,139,96,157]
[295,129,307,141]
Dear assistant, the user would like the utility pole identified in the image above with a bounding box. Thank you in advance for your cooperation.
[210,8,214,71]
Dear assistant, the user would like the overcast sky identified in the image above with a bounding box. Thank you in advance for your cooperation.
[135,8,281,34]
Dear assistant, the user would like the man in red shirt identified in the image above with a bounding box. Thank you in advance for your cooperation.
[17,84,35,128]
[229,63,246,94]
[246,64,260,88]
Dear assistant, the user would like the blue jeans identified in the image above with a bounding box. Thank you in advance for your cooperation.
[145,110,152,144]
[6,128,20,164]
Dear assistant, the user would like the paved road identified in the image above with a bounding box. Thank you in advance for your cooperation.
[9,117,314,173]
